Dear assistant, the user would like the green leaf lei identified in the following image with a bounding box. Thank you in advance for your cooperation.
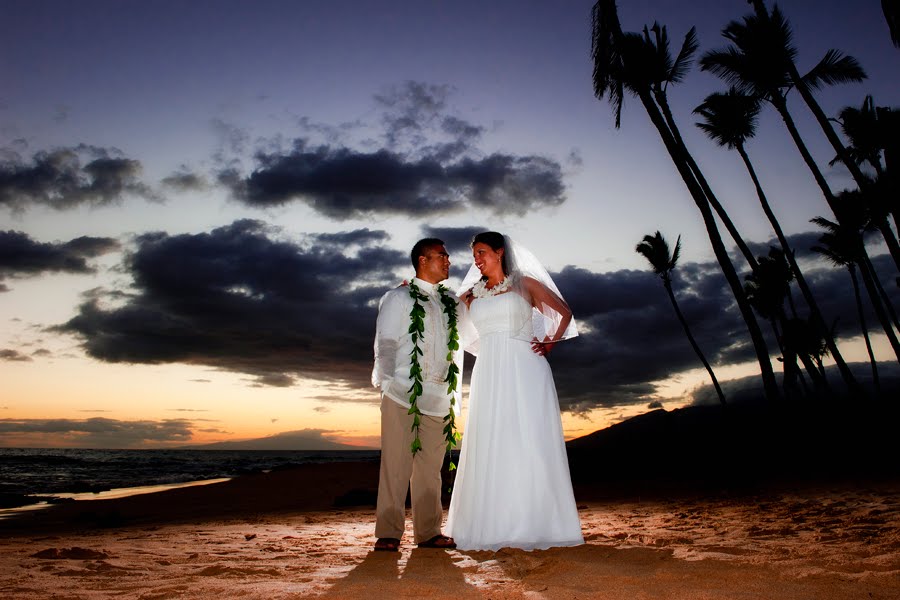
[407,280,462,469]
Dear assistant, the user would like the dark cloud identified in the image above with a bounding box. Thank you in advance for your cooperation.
[546,241,898,411]
[0,348,31,362]
[0,230,120,288]
[375,81,453,148]
[55,219,406,388]
[161,169,208,192]
[223,146,566,220]
[446,154,564,216]
[253,373,295,388]
[309,228,391,248]
[45,216,893,414]
[0,417,194,447]
[218,81,566,220]
[420,225,483,255]
[0,145,156,211]
[548,260,741,410]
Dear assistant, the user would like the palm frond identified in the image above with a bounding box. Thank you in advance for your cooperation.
[591,0,626,128]
[801,50,867,91]
[669,235,682,270]
[700,47,750,90]
[769,7,799,60]
[703,8,797,99]
[810,215,839,233]
[642,23,669,87]
[635,231,676,278]
[810,242,849,268]
[669,26,699,84]
[693,89,760,149]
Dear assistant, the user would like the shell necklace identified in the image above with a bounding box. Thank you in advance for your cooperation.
[472,276,511,298]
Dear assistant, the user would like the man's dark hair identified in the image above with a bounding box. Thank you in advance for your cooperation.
[411,238,445,269]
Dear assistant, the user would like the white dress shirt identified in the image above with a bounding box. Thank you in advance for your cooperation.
[372,278,470,417]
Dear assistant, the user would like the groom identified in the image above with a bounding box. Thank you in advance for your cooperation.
[371,238,464,551]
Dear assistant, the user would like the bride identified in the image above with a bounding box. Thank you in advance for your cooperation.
[446,232,583,551]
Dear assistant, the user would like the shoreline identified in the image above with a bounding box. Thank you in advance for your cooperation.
[0,477,231,520]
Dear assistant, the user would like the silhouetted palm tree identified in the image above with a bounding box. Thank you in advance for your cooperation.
[591,0,780,402]
[700,6,859,222]
[784,316,831,384]
[883,0,900,47]
[693,88,859,393]
[812,208,900,363]
[879,106,900,248]
[831,96,885,176]
[637,232,726,405]
[743,248,807,396]
[833,97,900,238]
[741,1,900,274]
[812,226,881,393]
[641,23,758,269]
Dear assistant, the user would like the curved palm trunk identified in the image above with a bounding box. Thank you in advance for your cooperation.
[867,253,900,332]
[790,65,900,274]
[879,106,900,235]
[637,88,780,402]
[736,143,860,392]
[857,250,900,361]
[749,0,900,274]
[875,220,900,274]
[769,95,899,365]
[663,278,726,405]
[848,265,881,393]
[594,0,778,402]
[770,313,805,399]
[876,275,900,332]
[656,91,759,270]
[770,96,842,215]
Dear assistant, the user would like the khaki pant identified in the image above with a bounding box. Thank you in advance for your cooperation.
[375,396,446,543]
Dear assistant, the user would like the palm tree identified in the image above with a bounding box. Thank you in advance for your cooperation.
[693,88,860,393]
[743,248,810,397]
[782,316,831,387]
[811,227,881,393]
[812,209,900,363]
[743,1,900,274]
[833,97,900,236]
[591,0,780,402]
[641,23,759,270]
[879,106,900,248]
[883,0,900,47]
[636,232,726,405]
[700,7,854,222]
[831,96,886,176]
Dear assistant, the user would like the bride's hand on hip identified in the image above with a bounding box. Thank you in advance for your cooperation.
[531,338,555,356]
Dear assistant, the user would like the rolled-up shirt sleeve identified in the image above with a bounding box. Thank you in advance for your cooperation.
[372,291,405,390]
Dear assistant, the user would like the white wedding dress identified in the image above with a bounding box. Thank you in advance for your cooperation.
[446,291,583,551]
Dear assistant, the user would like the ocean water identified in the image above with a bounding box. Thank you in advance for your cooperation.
[0,448,380,498]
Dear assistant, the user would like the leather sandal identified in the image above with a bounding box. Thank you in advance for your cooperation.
[374,537,400,552]
[417,534,457,549]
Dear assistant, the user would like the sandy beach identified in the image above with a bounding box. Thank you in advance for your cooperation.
[1,459,898,599]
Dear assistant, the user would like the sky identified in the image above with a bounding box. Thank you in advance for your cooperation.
[1,0,898,449]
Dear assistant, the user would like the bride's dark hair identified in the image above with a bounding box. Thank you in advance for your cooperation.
[471,231,508,275]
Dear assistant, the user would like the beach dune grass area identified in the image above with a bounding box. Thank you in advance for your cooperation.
[1,402,899,599]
